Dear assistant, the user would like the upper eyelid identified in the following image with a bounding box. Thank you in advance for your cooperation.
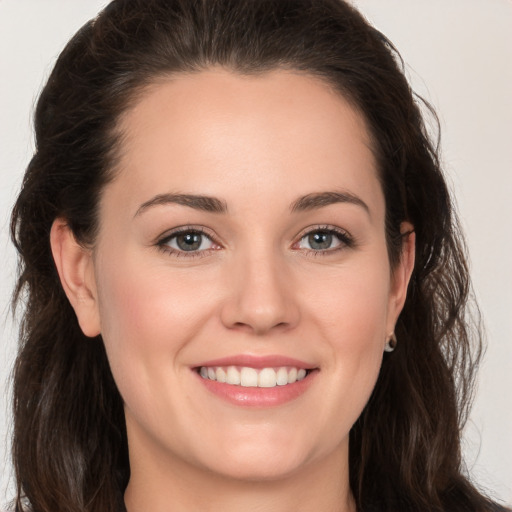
[293,226,355,253]
[155,227,221,258]
[157,225,217,244]
[294,224,352,240]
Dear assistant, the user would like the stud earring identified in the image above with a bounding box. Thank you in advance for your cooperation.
[384,332,397,353]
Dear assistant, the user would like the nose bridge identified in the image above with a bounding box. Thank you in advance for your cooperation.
[220,239,299,334]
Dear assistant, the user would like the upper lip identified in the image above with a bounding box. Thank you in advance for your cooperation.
[194,354,316,370]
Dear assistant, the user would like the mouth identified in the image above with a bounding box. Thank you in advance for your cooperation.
[192,355,318,407]
[196,365,313,388]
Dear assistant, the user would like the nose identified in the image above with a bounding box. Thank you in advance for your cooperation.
[220,248,300,335]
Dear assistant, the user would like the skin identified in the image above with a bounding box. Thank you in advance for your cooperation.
[51,69,415,512]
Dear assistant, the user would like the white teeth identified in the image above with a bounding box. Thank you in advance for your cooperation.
[216,367,226,383]
[240,367,258,387]
[226,366,241,385]
[276,367,288,386]
[258,368,277,387]
[199,365,310,388]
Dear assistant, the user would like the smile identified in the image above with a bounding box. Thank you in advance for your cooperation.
[199,366,309,388]
[194,355,317,407]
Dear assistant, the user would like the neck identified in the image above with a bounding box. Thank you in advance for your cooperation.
[124,441,355,512]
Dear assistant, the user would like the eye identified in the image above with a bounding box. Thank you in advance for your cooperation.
[295,227,353,252]
[158,228,218,255]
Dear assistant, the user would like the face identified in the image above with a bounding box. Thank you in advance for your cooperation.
[60,69,413,483]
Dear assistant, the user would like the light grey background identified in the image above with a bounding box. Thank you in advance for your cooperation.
[1,0,510,507]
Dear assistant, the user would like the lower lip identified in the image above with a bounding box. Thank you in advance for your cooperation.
[194,370,318,408]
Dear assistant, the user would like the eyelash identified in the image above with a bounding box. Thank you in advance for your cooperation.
[156,226,220,259]
[155,225,355,259]
[294,225,355,255]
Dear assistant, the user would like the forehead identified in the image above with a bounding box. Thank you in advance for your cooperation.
[105,68,382,219]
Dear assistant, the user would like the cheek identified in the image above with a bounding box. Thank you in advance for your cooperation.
[93,250,216,398]
[304,255,392,346]
[300,256,391,417]
[96,248,212,342]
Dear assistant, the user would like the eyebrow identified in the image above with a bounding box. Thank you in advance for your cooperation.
[290,191,369,214]
[135,193,228,217]
[134,190,369,218]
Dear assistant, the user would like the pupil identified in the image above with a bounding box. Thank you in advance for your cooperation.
[177,233,201,251]
[309,232,332,250]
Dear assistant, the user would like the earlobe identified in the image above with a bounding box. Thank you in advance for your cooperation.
[50,218,101,337]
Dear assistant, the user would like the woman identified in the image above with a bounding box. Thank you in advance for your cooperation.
[8,0,510,511]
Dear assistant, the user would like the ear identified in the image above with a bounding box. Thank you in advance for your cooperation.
[386,221,416,335]
[50,218,101,337]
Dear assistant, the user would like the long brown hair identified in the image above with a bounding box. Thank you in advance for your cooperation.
[10,1,508,511]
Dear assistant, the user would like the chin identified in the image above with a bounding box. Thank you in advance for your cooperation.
[194,433,325,483]
[208,454,310,482]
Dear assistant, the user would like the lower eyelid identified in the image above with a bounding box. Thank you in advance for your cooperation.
[168,233,215,250]
[155,227,220,254]
[294,227,354,250]
[156,239,220,259]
